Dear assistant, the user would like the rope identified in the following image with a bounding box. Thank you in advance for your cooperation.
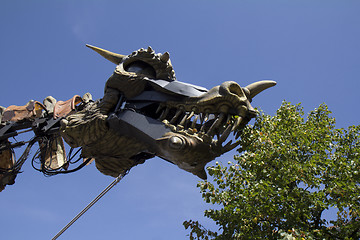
[51,170,129,240]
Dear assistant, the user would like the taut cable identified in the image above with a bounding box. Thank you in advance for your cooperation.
[52,171,128,240]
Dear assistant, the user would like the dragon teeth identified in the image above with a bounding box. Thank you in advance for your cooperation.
[221,140,241,153]
[186,111,195,120]
[226,115,232,123]
[218,124,232,144]
[200,123,206,133]
[203,113,209,122]
[156,104,164,114]
[170,109,182,124]
[191,114,199,129]
[235,130,241,139]
[199,113,205,125]
[159,107,169,121]
[161,105,242,144]
[232,116,243,132]
[179,113,188,126]
[207,113,225,136]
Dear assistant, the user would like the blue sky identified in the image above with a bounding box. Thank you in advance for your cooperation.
[1,1,359,239]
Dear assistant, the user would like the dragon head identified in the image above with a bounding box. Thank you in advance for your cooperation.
[60,45,276,179]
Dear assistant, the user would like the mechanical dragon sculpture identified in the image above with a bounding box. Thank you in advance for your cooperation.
[0,45,276,192]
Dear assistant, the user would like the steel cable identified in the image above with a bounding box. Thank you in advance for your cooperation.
[51,170,129,240]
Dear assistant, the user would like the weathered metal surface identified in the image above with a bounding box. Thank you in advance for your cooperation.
[59,46,276,179]
[53,95,83,119]
[2,101,45,122]
[0,45,276,192]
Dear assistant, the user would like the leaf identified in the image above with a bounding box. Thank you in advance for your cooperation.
[184,102,360,239]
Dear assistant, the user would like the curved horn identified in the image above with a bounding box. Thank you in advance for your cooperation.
[86,44,125,65]
[244,80,277,99]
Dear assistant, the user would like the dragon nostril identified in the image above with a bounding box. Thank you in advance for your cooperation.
[169,136,184,150]
[220,81,243,97]
[228,83,242,95]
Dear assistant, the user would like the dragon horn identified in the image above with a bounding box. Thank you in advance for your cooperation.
[86,44,125,65]
[160,52,170,62]
[244,80,277,99]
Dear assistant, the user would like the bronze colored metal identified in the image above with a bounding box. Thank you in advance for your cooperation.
[0,45,276,187]
[86,45,125,65]
[2,101,45,122]
[0,141,15,192]
[53,95,83,119]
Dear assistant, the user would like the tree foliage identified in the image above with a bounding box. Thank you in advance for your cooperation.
[184,102,360,239]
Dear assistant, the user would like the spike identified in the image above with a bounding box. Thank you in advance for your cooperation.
[216,132,220,141]
[204,113,209,122]
[226,114,232,124]
[235,130,242,139]
[199,113,205,125]
[191,114,199,129]
[179,114,189,126]
[207,113,225,136]
[224,140,232,147]
[170,109,182,124]
[86,44,125,65]
[43,96,57,114]
[156,104,164,114]
[222,141,241,153]
[147,46,154,52]
[160,52,170,62]
[159,108,170,121]
[218,124,233,144]
[243,80,277,99]
[82,93,92,103]
[200,120,207,132]
[187,111,195,120]
[232,116,243,132]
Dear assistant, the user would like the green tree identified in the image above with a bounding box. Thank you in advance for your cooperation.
[184,102,360,240]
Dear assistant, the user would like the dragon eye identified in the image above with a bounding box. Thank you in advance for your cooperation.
[168,136,184,150]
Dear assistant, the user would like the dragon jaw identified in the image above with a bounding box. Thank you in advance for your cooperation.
[59,45,276,179]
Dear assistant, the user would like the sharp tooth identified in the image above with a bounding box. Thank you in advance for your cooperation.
[191,114,199,129]
[222,140,241,153]
[200,123,206,132]
[235,130,242,139]
[224,140,232,147]
[216,132,220,140]
[218,124,232,144]
[159,108,169,121]
[200,113,205,125]
[207,113,225,136]
[170,109,182,124]
[226,115,231,124]
[156,104,164,114]
[232,116,243,132]
[204,113,209,122]
[179,113,189,126]
[187,111,195,120]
